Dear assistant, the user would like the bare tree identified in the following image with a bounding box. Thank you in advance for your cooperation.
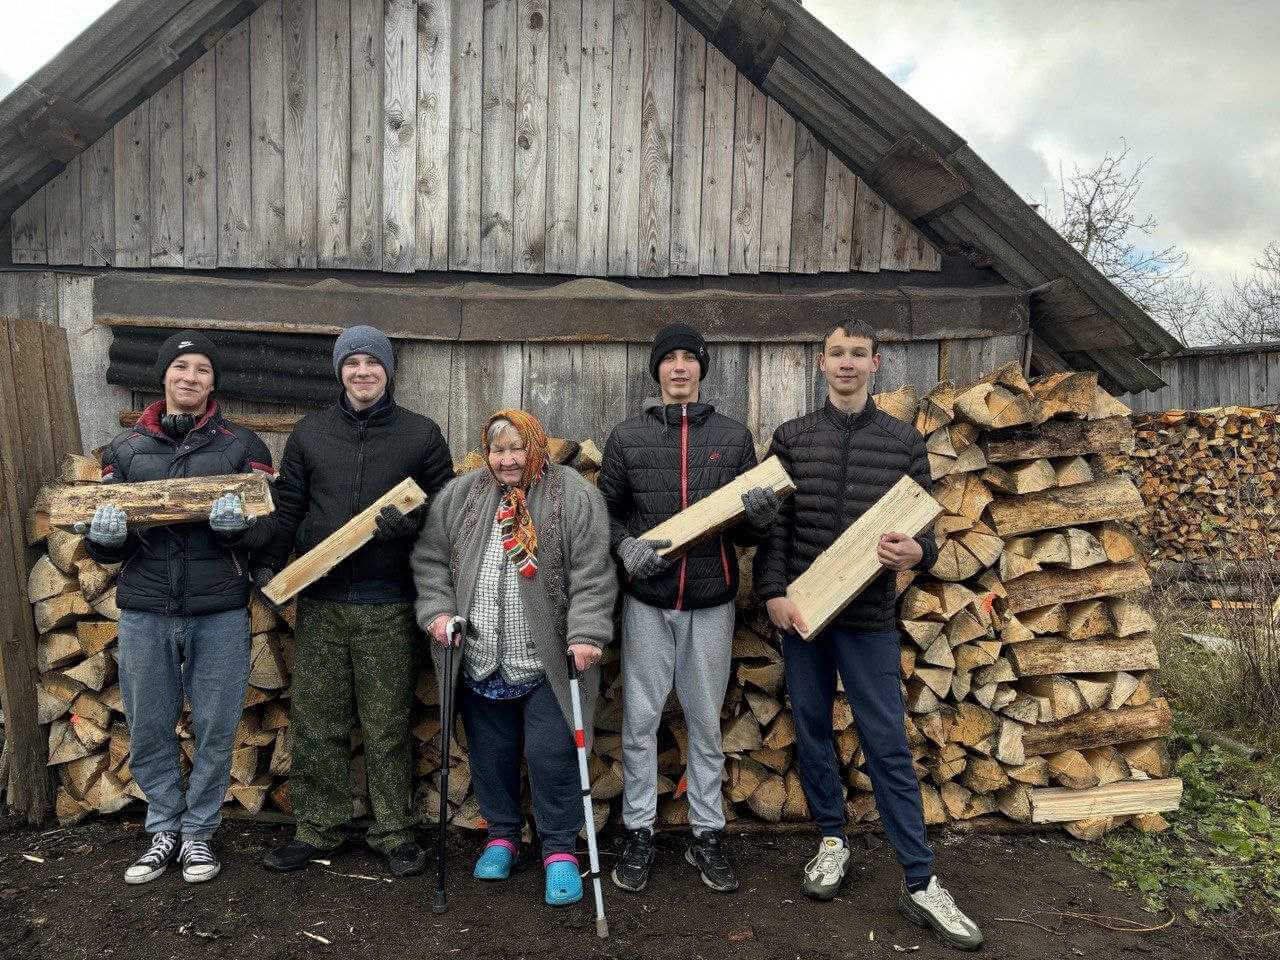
[1049,141,1208,343]
[1200,242,1280,345]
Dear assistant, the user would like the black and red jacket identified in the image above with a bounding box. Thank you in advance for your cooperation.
[599,400,761,610]
[87,400,275,616]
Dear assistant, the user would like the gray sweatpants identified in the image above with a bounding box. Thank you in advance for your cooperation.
[621,595,736,834]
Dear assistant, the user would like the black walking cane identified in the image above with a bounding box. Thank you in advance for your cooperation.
[566,650,608,938]
[433,616,465,914]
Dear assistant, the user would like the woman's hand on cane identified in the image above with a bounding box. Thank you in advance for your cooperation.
[568,643,601,672]
[428,613,461,645]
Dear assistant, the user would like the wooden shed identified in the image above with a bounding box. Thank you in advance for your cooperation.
[0,0,1180,460]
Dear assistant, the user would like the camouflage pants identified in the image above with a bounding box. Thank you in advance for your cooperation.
[290,598,417,852]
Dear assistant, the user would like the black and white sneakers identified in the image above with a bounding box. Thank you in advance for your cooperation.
[123,831,179,885]
[178,837,222,883]
[899,877,985,951]
[685,830,739,893]
[611,828,657,892]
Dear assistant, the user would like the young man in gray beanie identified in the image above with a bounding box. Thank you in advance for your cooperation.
[599,322,780,894]
[257,324,454,877]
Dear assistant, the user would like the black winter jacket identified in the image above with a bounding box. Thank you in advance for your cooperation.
[256,392,454,603]
[87,401,275,616]
[599,401,762,610]
[752,398,938,632]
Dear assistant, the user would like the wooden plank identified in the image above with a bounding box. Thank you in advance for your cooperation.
[6,320,57,505]
[1008,635,1160,677]
[182,50,218,269]
[1030,778,1182,824]
[264,478,426,604]
[752,342,812,448]
[644,456,794,558]
[1024,700,1173,756]
[880,201,911,271]
[638,0,675,278]
[851,177,885,273]
[668,14,704,277]
[988,476,1146,538]
[81,132,116,267]
[250,0,286,268]
[544,0,581,274]
[698,44,735,276]
[607,0,643,276]
[148,76,184,268]
[819,151,856,273]
[787,475,942,639]
[38,321,83,465]
[382,0,418,273]
[113,102,150,268]
[788,122,825,273]
[907,227,941,271]
[578,342,630,445]
[415,0,452,271]
[448,343,524,457]
[700,341,751,427]
[512,0,549,273]
[392,341,455,429]
[577,0,614,275]
[316,0,352,268]
[10,189,45,263]
[45,157,83,265]
[868,136,971,221]
[283,0,318,269]
[524,343,588,441]
[49,474,274,529]
[479,0,517,273]
[449,0,484,271]
[758,97,793,272]
[875,341,939,395]
[216,21,252,268]
[1004,562,1152,615]
[349,0,385,270]
[986,417,1135,464]
[728,72,766,274]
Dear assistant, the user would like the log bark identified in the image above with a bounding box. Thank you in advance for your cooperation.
[984,417,1135,463]
[1024,700,1173,756]
[48,475,274,529]
[1004,562,1151,614]
[1008,635,1159,676]
[987,476,1146,538]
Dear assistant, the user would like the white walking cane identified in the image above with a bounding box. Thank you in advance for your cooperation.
[565,649,608,939]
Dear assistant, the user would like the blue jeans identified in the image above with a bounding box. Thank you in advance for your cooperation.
[460,680,583,858]
[117,607,251,839]
[784,626,933,886]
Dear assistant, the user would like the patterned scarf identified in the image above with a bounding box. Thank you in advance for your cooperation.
[483,409,549,578]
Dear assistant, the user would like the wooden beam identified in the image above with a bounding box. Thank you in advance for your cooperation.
[865,136,970,221]
[710,0,790,85]
[643,456,794,558]
[984,417,1136,463]
[1024,700,1172,756]
[263,477,426,605]
[986,476,1146,538]
[787,475,942,640]
[1004,561,1151,615]
[48,474,274,529]
[1030,778,1183,823]
[1007,635,1159,677]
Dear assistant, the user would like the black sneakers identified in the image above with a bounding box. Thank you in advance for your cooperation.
[262,839,331,872]
[386,840,428,878]
[611,828,657,892]
[685,829,739,893]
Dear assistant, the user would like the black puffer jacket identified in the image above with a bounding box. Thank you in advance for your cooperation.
[256,392,454,603]
[753,398,937,632]
[599,401,761,610]
[87,401,275,616]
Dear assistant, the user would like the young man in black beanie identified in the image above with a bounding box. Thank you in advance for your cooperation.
[599,322,780,894]
[83,331,274,885]
[257,325,454,878]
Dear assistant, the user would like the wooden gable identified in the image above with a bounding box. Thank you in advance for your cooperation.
[8,0,939,278]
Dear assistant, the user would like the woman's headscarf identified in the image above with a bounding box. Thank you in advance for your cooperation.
[483,409,549,578]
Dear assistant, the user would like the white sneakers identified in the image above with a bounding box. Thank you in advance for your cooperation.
[898,876,985,951]
[801,836,851,900]
[122,832,221,885]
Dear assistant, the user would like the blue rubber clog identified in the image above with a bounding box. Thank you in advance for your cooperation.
[544,858,583,906]
[473,841,515,880]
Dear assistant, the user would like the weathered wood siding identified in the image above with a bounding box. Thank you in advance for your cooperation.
[1120,348,1280,413]
[9,0,940,279]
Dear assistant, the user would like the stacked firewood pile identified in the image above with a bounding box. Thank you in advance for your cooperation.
[29,366,1180,838]
[1127,406,1280,566]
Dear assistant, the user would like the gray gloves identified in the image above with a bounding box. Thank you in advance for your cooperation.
[618,537,673,579]
[373,504,417,541]
[742,486,780,530]
[82,504,127,548]
[209,493,250,534]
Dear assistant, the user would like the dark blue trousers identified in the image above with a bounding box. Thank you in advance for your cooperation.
[459,680,583,858]
[783,626,933,885]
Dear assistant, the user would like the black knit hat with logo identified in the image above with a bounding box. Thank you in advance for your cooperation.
[649,323,709,382]
[154,331,220,386]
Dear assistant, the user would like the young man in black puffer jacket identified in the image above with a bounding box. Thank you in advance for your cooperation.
[753,321,984,952]
[600,323,780,895]
[256,326,454,878]
[84,332,273,887]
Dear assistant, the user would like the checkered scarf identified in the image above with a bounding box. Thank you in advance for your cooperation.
[483,409,548,578]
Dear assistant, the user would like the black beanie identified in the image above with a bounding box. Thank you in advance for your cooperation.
[649,323,709,382]
[154,331,220,387]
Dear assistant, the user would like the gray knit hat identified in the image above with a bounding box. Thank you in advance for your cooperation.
[332,325,395,380]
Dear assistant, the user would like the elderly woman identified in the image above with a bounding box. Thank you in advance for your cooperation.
[411,410,617,907]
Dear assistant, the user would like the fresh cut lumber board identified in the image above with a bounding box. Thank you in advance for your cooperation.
[263,478,427,605]
[643,456,795,558]
[1029,778,1183,823]
[48,474,274,529]
[787,475,942,640]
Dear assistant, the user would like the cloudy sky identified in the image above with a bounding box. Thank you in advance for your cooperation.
[2,1,1276,298]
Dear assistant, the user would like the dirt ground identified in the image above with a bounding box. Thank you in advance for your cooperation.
[0,817,1270,960]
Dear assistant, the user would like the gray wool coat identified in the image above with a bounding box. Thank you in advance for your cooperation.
[410,463,616,739]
